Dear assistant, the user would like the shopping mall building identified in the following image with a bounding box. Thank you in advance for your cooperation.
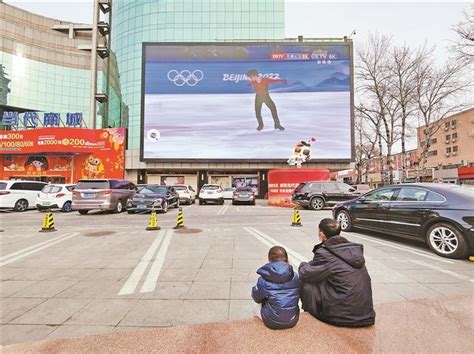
[1,0,353,196]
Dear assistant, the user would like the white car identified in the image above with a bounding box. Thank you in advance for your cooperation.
[223,187,235,200]
[199,184,224,205]
[0,180,48,212]
[37,184,75,212]
[173,184,197,205]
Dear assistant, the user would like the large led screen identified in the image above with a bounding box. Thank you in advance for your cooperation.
[142,43,353,160]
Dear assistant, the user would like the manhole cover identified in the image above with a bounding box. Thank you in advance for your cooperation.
[83,231,116,237]
[174,228,202,235]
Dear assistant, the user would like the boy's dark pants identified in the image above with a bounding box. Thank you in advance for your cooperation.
[255,93,281,127]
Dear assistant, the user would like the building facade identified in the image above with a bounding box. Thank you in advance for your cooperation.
[0,2,126,129]
[110,0,350,195]
[417,108,474,184]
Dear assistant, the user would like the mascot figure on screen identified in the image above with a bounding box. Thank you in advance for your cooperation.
[287,137,316,168]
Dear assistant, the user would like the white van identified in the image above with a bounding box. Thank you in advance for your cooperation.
[0,180,48,211]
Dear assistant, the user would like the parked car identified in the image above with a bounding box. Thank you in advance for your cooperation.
[223,187,235,200]
[36,184,75,212]
[199,184,224,205]
[353,184,372,193]
[291,181,359,210]
[0,180,48,212]
[333,183,474,259]
[232,186,256,205]
[72,179,136,214]
[173,184,196,205]
[127,185,179,213]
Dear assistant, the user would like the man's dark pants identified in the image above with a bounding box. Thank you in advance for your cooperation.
[255,93,281,127]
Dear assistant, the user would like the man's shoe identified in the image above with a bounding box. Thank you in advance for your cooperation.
[275,125,285,130]
[257,125,264,131]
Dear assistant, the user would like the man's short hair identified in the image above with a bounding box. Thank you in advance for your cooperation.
[319,218,341,238]
[246,69,258,77]
[268,246,288,262]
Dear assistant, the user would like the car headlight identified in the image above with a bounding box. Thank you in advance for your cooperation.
[152,198,162,205]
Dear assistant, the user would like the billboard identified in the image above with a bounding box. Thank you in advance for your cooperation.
[0,128,126,181]
[142,43,353,161]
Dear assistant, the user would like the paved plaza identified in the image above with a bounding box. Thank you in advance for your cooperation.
[1,202,473,346]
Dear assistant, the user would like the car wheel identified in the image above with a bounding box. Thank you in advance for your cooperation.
[192,198,196,204]
[309,197,324,211]
[114,200,124,214]
[162,201,168,213]
[199,199,204,205]
[426,223,468,259]
[219,198,224,205]
[336,210,353,232]
[14,199,29,212]
[78,210,89,215]
[61,201,72,213]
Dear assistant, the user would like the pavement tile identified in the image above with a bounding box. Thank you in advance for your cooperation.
[201,258,233,269]
[65,299,137,326]
[228,299,255,321]
[0,280,38,297]
[186,281,230,300]
[230,282,254,300]
[53,280,136,299]
[119,300,183,327]
[88,268,134,281]
[232,258,266,269]
[402,270,466,284]
[231,268,251,281]
[368,270,418,284]
[141,282,192,299]
[175,300,229,325]
[2,267,59,281]
[194,269,231,282]
[158,267,200,282]
[11,298,91,325]
[1,324,57,346]
[167,258,205,269]
[1,298,47,324]
[372,284,407,304]
[50,268,100,281]
[383,283,443,300]
[425,283,474,296]
[47,325,116,339]
[9,280,77,298]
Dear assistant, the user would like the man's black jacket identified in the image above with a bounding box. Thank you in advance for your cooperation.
[298,235,376,327]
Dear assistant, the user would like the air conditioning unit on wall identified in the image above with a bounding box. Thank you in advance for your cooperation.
[446,152,451,157]
[452,152,457,156]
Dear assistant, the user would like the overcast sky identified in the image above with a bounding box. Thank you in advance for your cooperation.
[5,0,469,62]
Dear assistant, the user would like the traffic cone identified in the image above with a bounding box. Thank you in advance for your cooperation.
[469,256,474,262]
[146,210,160,231]
[291,208,302,227]
[173,207,185,229]
[40,210,57,232]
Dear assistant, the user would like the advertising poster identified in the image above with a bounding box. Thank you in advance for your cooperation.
[231,176,259,194]
[0,128,126,182]
[142,43,352,160]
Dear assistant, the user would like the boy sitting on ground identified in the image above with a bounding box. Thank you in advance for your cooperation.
[251,246,300,329]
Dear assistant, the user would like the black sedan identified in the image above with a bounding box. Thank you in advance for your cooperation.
[127,185,179,214]
[333,183,474,259]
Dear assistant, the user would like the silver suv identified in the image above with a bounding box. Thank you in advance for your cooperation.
[72,179,136,214]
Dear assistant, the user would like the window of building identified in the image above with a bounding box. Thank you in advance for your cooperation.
[453,146,458,152]
[445,122,450,129]
[451,119,457,128]
[452,133,457,139]
[430,138,437,144]
[446,134,450,141]
[428,150,438,156]
[446,147,451,153]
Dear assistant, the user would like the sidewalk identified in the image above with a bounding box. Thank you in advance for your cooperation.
[4,294,472,353]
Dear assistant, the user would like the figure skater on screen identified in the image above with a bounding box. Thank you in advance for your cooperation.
[246,70,286,131]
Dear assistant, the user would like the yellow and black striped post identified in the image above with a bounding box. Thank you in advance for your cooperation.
[40,210,57,232]
[173,207,185,229]
[291,208,302,227]
[146,210,160,231]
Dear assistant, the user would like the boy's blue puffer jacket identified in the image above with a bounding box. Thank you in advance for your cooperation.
[251,261,300,329]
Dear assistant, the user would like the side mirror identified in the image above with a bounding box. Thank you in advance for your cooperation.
[358,196,367,203]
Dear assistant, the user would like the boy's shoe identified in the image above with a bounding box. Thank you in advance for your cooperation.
[275,125,285,130]
[257,124,264,131]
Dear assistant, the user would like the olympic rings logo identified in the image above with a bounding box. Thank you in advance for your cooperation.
[167,70,204,87]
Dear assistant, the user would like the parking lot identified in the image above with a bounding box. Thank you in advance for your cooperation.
[1,202,473,346]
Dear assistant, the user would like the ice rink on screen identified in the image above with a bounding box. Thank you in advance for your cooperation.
[143,92,351,159]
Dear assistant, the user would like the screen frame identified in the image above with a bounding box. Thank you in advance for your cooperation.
[140,41,355,163]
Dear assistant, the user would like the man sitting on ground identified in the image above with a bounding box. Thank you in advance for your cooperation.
[299,218,376,327]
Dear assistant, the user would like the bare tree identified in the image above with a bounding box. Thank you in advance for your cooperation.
[452,8,474,64]
[357,34,401,184]
[354,111,378,184]
[414,58,471,178]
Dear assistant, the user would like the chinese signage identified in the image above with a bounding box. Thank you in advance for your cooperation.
[0,128,126,182]
[2,111,83,128]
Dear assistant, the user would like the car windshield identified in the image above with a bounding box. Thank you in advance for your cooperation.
[202,185,220,190]
[451,186,474,199]
[75,180,109,189]
[140,186,168,194]
[236,187,252,192]
[0,182,6,190]
[173,186,187,191]
[42,185,62,193]
[294,183,306,192]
